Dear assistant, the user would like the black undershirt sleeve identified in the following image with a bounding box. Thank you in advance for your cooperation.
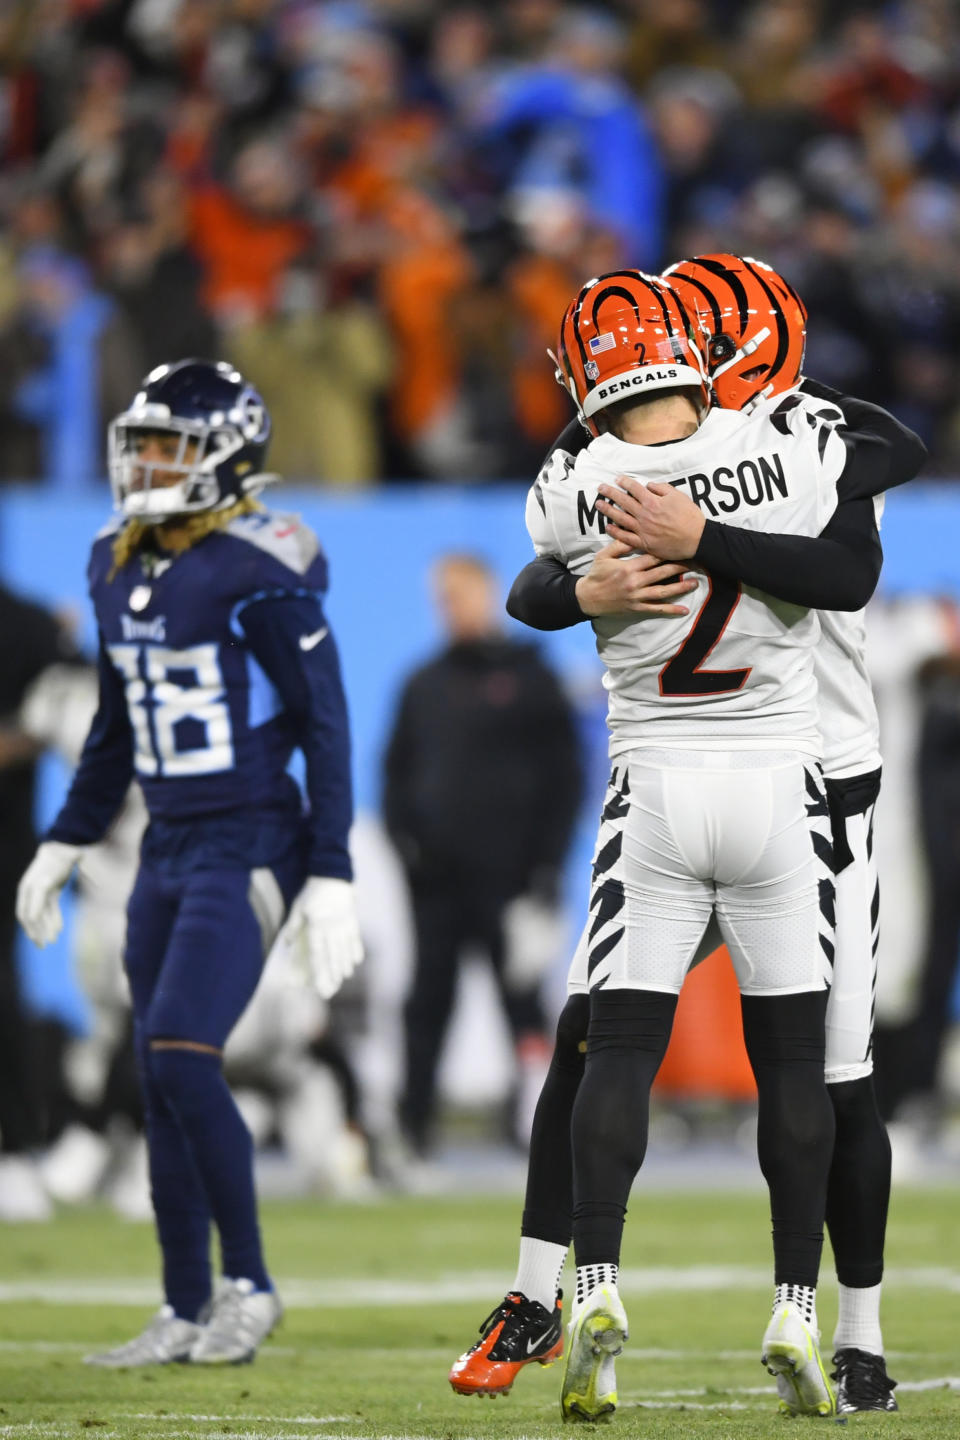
[549,417,590,459]
[506,555,584,629]
[800,378,928,497]
[505,418,590,629]
[695,496,883,611]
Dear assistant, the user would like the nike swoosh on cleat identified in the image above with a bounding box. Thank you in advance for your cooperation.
[526,1329,554,1354]
[299,627,329,651]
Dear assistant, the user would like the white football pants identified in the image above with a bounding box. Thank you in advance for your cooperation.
[567,749,835,998]
[823,803,880,1083]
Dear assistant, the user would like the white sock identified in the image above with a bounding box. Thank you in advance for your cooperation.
[513,1237,567,1313]
[833,1282,883,1356]
[576,1262,618,1306]
[773,1282,817,1329]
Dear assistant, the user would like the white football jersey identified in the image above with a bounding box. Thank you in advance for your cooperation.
[526,399,848,758]
[815,580,882,779]
[753,388,883,779]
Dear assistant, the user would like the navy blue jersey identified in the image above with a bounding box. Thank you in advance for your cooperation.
[47,510,353,879]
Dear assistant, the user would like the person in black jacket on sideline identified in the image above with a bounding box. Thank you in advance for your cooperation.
[383,552,583,1156]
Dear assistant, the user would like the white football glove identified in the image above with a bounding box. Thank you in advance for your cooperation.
[16,841,86,948]
[281,877,364,1000]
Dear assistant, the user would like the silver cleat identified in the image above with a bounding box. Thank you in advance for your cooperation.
[84,1305,203,1367]
[189,1277,282,1364]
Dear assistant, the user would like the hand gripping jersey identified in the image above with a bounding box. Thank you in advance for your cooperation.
[526,398,848,759]
[47,510,353,878]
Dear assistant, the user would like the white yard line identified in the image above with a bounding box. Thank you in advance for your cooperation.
[0,1428,523,1440]
[0,1430,112,1438]
[0,1340,89,1351]
[122,1417,351,1426]
[0,1264,956,1309]
[626,1377,960,1397]
[112,1433,336,1440]
[897,1376,960,1392]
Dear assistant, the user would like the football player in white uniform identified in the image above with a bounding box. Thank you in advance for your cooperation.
[579,256,922,1417]
[449,262,924,1420]
[509,268,844,1422]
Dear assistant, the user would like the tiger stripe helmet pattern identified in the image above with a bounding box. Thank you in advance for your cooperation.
[662,253,807,413]
[555,270,711,434]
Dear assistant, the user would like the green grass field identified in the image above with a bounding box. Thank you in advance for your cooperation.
[0,1187,957,1439]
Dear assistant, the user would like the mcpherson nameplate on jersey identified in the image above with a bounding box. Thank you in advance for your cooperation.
[578,452,788,533]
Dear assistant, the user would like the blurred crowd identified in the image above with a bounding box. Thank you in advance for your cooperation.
[0,0,959,487]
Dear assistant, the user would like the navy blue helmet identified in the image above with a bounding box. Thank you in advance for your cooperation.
[108,359,274,521]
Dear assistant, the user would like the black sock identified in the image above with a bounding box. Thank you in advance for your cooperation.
[521,994,589,1246]
[826,1075,891,1288]
[571,989,677,1268]
[742,991,834,1288]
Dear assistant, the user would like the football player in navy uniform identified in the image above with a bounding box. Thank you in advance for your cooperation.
[17,360,362,1366]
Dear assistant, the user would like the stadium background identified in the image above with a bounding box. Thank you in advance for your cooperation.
[7,482,960,1112]
[0,2,958,1435]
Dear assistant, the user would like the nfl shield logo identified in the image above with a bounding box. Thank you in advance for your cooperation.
[585,360,600,380]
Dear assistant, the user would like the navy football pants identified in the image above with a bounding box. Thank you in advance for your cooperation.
[124,858,301,1317]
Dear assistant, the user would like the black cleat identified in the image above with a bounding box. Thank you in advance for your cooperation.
[832,1348,899,1413]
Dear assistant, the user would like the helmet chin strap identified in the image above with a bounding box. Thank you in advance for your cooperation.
[743,380,776,415]
[239,471,280,495]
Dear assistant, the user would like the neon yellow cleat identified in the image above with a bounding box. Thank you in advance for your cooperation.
[560,1285,628,1423]
[761,1303,836,1417]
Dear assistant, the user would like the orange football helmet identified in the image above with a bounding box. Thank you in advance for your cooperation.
[662,254,807,412]
[554,270,710,434]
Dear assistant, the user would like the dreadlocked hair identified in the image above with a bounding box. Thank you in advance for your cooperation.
[109,496,264,579]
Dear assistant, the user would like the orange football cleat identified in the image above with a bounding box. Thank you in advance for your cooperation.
[449,1290,563,1397]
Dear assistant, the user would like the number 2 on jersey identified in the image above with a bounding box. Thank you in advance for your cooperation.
[659,576,751,697]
